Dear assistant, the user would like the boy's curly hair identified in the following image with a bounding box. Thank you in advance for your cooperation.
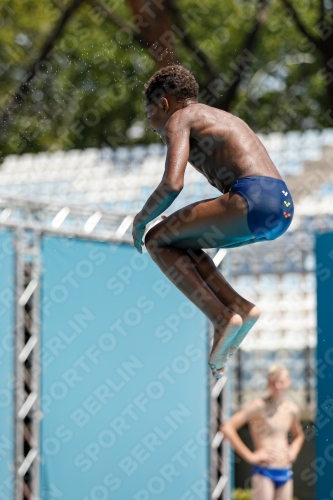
[144,65,199,104]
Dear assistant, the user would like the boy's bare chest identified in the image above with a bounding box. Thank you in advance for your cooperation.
[251,406,293,437]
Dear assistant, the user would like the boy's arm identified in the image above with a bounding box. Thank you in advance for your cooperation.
[133,114,190,252]
[287,405,304,462]
[221,399,277,465]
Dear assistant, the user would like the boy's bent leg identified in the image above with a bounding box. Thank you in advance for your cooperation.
[145,192,256,377]
[252,474,275,500]
[187,249,260,365]
[275,480,293,500]
[146,192,254,250]
[145,238,243,375]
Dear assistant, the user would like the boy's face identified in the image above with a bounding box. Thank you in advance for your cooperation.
[267,371,291,398]
[145,99,169,141]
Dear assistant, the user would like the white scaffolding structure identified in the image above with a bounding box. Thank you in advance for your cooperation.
[209,251,233,500]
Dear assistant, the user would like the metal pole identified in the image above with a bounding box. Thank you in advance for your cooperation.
[14,228,42,499]
[221,250,232,500]
[30,231,41,500]
[14,228,25,500]
[236,349,242,407]
[209,249,233,500]
[305,345,311,406]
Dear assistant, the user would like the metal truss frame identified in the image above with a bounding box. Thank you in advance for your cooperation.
[14,229,41,500]
[209,251,233,500]
[0,194,133,244]
[209,363,232,500]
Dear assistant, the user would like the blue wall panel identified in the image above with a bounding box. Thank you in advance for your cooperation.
[40,236,209,500]
[0,230,15,500]
[316,232,333,500]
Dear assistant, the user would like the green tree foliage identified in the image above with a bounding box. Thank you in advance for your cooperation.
[0,0,331,157]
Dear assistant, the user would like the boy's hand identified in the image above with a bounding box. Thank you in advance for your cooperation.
[132,214,146,253]
[249,448,277,465]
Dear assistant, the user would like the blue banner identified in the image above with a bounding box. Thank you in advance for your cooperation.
[0,230,15,500]
[316,232,333,500]
[40,236,209,500]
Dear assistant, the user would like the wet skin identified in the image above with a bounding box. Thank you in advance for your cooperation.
[146,100,282,194]
[133,97,282,377]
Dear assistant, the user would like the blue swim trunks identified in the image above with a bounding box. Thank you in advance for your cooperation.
[230,176,294,240]
[253,465,293,489]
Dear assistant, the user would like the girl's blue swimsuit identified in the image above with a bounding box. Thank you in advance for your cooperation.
[253,465,293,489]
[229,176,294,241]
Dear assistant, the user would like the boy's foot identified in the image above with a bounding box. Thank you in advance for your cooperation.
[209,313,243,378]
[226,304,260,359]
[209,305,260,379]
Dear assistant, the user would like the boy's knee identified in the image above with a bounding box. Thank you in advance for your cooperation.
[144,227,154,246]
[145,224,173,255]
[145,229,158,256]
[145,227,165,258]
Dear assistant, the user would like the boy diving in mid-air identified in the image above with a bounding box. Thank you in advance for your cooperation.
[132,65,294,378]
